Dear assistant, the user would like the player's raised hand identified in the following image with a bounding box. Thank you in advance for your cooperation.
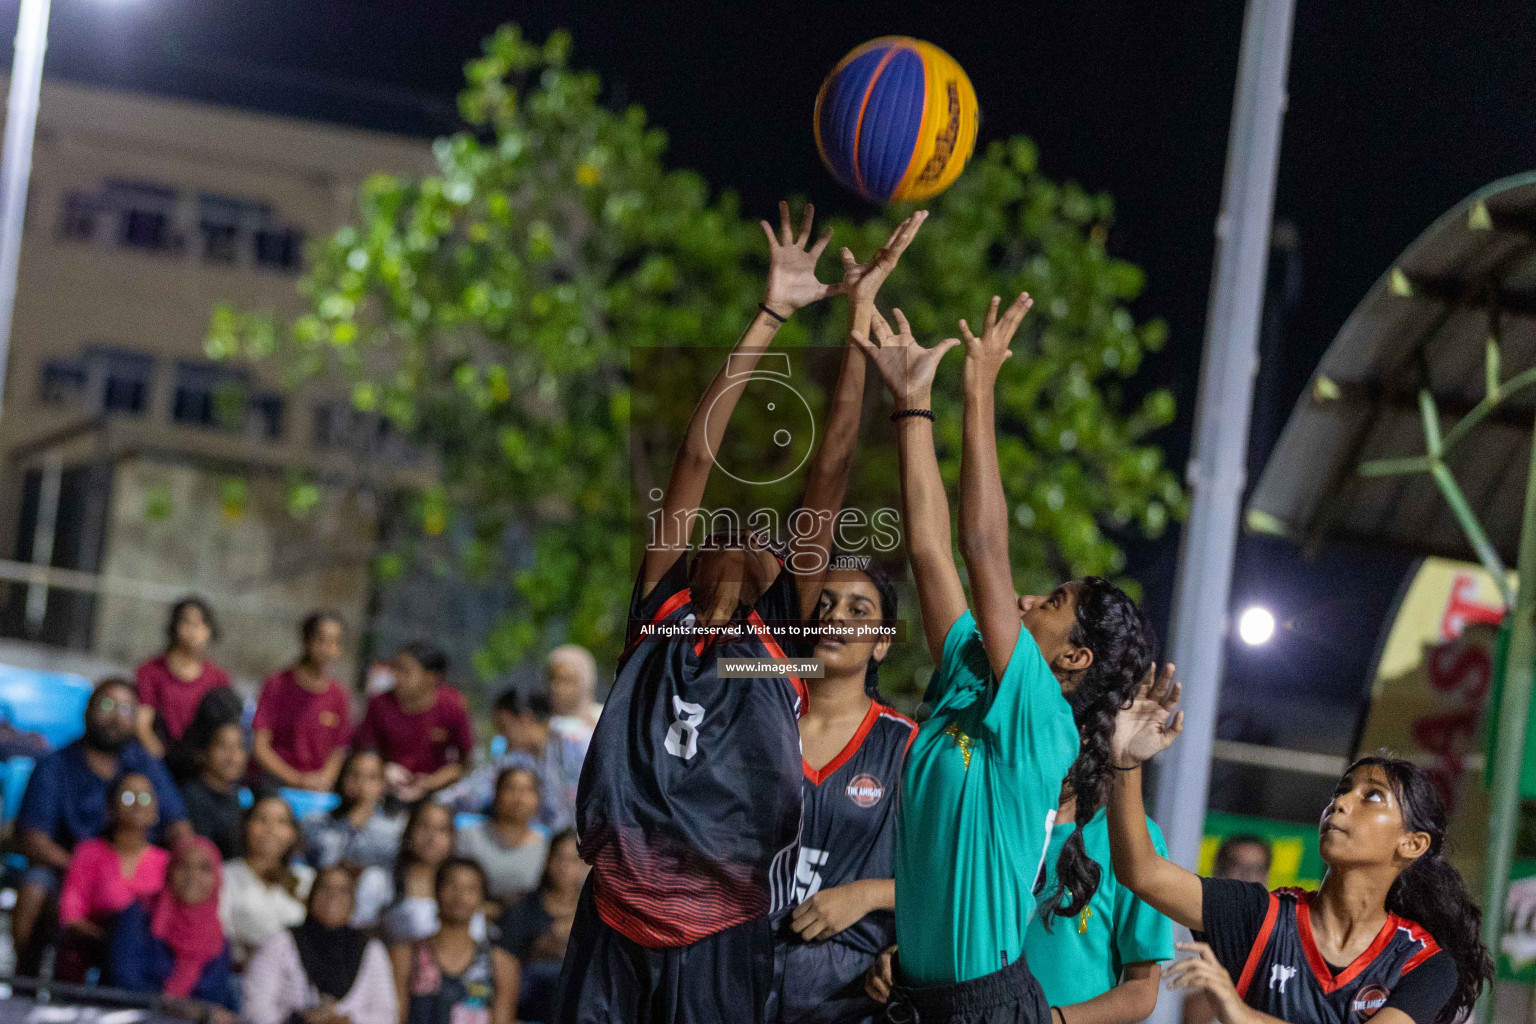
[761,200,841,316]
[960,292,1033,384]
[1111,662,1183,769]
[839,210,929,310]
[850,307,959,409]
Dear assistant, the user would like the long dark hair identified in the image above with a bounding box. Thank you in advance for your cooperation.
[331,749,385,821]
[166,596,219,650]
[1346,755,1492,1024]
[392,800,455,904]
[1044,576,1156,925]
[243,794,303,896]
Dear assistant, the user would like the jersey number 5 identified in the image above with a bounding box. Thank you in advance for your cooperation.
[793,846,829,902]
[665,696,705,760]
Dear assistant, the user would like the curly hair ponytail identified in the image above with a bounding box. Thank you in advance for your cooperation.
[1349,756,1493,1024]
[1043,576,1156,926]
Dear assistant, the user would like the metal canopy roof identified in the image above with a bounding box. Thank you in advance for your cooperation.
[1248,171,1536,564]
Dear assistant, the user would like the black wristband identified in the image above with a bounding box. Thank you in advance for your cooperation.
[890,408,935,423]
[1053,1007,1067,1024]
[758,302,789,324]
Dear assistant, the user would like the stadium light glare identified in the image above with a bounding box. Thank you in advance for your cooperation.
[1238,606,1276,646]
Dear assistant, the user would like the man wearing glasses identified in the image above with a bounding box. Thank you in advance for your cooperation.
[11,677,192,974]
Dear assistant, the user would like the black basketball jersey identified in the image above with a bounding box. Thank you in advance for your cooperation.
[1232,888,1441,1024]
[577,552,810,948]
[771,700,916,957]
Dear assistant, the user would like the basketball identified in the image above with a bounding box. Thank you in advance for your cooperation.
[814,37,980,204]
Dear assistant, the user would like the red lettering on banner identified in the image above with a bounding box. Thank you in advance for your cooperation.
[1440,574,1503,640]
[1426,644,1492,701]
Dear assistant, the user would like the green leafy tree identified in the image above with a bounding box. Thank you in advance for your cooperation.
[209,23,1182,693]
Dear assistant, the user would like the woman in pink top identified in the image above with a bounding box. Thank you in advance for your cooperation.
[57,772,170,981]
[135,597,231,758]
[252,611,351,792]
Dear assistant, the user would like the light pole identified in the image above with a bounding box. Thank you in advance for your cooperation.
[0,0,52,422]
[1149,2,1295,1024]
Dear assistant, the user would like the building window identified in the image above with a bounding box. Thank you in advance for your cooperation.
[200,222,239,264]
[39,359,87,405]
[106,181,181,254]
[89,348,154,415]
[254,228,303,273]
[250,394,284,440]
[58,193,100,241]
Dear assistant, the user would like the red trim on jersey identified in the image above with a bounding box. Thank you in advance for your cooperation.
[748,608,808,711]
[1295,890,1402,993]
[1235,891,1282,999]
[621,587,694,665]
[882,708,919,755]
[1398,919,1443,976]
[803,701,882,785]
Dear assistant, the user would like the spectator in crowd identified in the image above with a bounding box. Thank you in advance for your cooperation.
[303,749,406,871]
[455,766,549,908]
[353,640,473,804]
[545,644,601,746]
[165,685,243,784]
[56,772,171,982]
[391,857,516,1024]
[135,598,231,760]
[220,794,315,967]
[496,828,587,1024]
[107,837,237,1023]
[11,678,191,974]
[436,689,583,833]
[252,612,351,793]
[1211,832,1272,884]
[242,864,398,1024]
[178,701,249,860]
[1181,834,1274,1024]
[358,800,484,943]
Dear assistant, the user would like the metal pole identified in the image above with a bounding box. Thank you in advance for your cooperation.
[1476,423,1536,1024]
[1150,3,1295,1022]
[0,0,51,421]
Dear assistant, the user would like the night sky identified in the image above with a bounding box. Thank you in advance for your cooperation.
[22,0,1536,767]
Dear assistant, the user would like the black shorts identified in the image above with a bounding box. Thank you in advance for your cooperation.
[771,937,882,1024]
[554,877,775,1024]
[885,955,1050,1024]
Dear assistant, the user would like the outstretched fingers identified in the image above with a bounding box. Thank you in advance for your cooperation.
[891,307,912,339]
[778,200,794,246]
[796,203,816,247]
[983,294,1002,333]
[998,292,1034,336]
[808,227,834,261]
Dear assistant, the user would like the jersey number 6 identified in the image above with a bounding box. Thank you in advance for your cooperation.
[665,696,706,760]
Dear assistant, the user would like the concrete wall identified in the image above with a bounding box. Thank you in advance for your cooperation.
[91,456,376,685]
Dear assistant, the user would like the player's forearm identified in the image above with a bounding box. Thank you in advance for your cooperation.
[1107,767,1204,931]
[795,341,868,583]
[896,410,953,573]
[958,379,1009,570]
[859,877,895,912]
[1058,968,1160,1024]
[675,311,784,474]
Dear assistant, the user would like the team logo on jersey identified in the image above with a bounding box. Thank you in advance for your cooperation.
[846,773,884,808]
[1352,985,1391,1020]
[1269,964,1297,994]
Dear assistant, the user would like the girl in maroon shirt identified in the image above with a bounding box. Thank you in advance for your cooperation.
[252,612,351,792]
[135,598,231,758]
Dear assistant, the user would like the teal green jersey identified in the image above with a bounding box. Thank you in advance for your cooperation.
[1026,809,1175,1006]
[894,610,1080,986]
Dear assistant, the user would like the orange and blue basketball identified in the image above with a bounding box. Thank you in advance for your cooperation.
[814,37,980,204]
